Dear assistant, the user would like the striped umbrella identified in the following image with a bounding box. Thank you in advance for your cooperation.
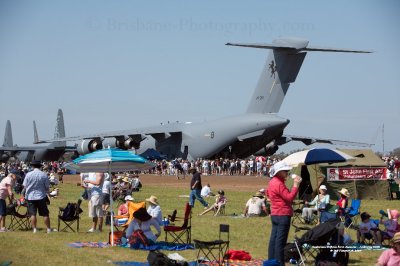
[66,148,156,245]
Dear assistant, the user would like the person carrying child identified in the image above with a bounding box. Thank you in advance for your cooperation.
[357,212,381,245]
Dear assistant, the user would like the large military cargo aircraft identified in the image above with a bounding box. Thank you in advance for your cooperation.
[42,38,372,160]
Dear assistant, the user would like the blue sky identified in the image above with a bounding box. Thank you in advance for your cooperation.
[0,0,399,155]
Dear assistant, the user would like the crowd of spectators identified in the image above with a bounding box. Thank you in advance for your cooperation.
[148,157,280,177]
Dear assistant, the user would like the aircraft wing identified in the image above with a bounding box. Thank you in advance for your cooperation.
[40,122,185,143]
[0,145,77,152]
[278,134,373,147]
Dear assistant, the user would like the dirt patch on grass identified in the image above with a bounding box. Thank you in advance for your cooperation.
[63,174,270,192]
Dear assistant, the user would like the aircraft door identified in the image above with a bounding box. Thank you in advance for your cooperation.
[182,145,188,160]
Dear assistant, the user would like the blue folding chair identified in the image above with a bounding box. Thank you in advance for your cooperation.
[342,199,361,229]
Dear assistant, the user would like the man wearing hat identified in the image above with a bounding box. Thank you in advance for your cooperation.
[376,232,400,266]
[244,191,268,217]
[22,160,56,233]
[146,195,163,226]
[126,207,161,243]
[267,161,302,265]
[188,167,209,209]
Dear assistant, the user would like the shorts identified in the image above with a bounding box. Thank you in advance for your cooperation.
[89,194,104,218]
[0,199,6,216]
[27,198,49,217]
[103,193,110,205]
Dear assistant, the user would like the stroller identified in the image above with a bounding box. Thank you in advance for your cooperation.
[285,218,349,265]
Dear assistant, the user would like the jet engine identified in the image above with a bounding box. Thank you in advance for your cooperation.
[102,137,136,150]
[0,153,10,162]
[263,140,279,155]
[77,139,103,155]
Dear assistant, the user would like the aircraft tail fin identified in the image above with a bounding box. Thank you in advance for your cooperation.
[54,109,66,139]
[33,120,39,144]
[53,109,66,146]
[2,120,13,147]
[226,37,372,114]
[33,109,66,145]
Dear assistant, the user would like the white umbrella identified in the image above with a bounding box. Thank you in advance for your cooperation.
[282,148,355,167]
[66,148,156,246]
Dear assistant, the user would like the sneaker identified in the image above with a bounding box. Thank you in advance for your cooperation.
[87,228,95,233]
[33,228,37,233]
[0,227,7,232]
[47,228,57,233]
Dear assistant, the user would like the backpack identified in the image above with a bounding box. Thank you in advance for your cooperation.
[61,203,79,221]
[128,229,150,248]
[109,231,125,246]
[147,250,188,266]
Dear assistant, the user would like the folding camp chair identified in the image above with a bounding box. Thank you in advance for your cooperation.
[164,202,192,244]
[342,199,361,229]
[193,224,230,266]
[113,201,146,231]
[363,219,381,245]
[382,224,400,245]
[291,200,305,225]
[7,202,31,231]
[57,199,83,232]
[213,204,225,216]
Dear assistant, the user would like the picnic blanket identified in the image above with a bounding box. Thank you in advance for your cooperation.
[114,262,197,266]
[121,241,194,251]
[68,242,109,248]
[198,259,264,266]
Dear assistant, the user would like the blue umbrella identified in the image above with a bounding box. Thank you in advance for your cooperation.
[68,148,156,172]
[66,148,156,245]
[282,148,354,167]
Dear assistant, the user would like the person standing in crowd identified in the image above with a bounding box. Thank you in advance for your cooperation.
[22,160,56,233]
[0,172,17,232]
[102,173,111,212]
[84,172,105,233]
[146,195,163,226]
[267,161,302,265]
[189,167,209,209]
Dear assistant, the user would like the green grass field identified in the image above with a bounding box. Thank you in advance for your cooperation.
[0,175,398,265]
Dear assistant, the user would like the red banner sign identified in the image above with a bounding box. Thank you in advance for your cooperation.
[327,167,387,181]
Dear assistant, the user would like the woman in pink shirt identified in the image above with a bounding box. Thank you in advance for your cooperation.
[376,232,400,266]
[266,161,302,265]
[0,172,17,232]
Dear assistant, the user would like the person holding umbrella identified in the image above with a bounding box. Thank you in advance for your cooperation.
[267,161,302,265]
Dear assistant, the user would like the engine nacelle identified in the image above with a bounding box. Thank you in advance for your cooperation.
[102,138,118,149]
[0,153,10,162]
[264,140,279,155]
[102,137,136,150]
[77,139,103,155]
